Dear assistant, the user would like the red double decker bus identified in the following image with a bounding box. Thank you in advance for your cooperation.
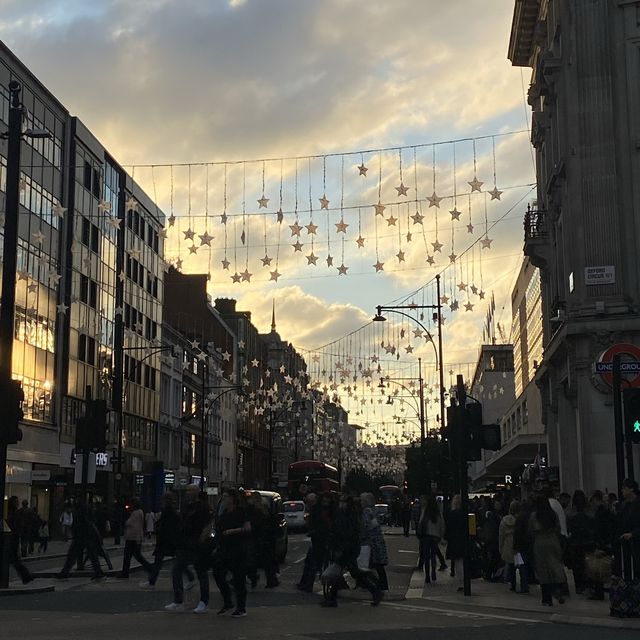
[287,460,339,499]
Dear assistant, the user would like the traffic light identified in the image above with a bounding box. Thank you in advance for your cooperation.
[89,399,109,451]
[461,401,502,461]
[0,378,24,445]
[403,480,408,494]
[623,389,640,444]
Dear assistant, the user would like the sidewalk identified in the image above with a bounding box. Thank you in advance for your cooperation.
[413,565,640,630]
[20,538,155,563]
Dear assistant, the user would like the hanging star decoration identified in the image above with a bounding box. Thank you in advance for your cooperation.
[168,214,176,227]
[426,255,435,265]
[199,231,214,246]
[431,240,443,253]
[374,202,385,217]
[305,222,318,235]
[275,209,283,223]
[411,211,424,225]
[57,303,69,315]
[373,260,384,273]
[467,222,474,234]
[231,272,241,283]
[289,222,302,237]
[48,269,62,285]
[326,255,334,267]
[335,219,349,233]
[386,215,397,226]
[125,197,139,212]
[53,203,67,219]
[220,213,228,225]
[183,228,195,241]
[396,250,405,263]
[269,269,281,282]
[337,263,349,275]
[32,230,45,244]
[292,240,304,252]
[481,236,493,249]
[105,216,121,231]
[450,300,459,311]
[489,187,503,201]
[450,207,462,221]
[175,258,183,270]
[261,254,272,266]
[406,231,412,242]
[241,269,252,282]
[355,235,365,248]
[465,301,474,312]
[440,294,450,304]
[395,182,409,196]
[428,192,442,208]
[319,195,330,210]
[98,200,111,214]
[306,252,318,265]
[468,177,483,193]
[449,252,457,263]
[257,195,269,208]
[358,163,368,176]
[457,281,467,291]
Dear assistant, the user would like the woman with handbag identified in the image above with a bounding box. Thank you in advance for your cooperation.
[361,493,389,590]
[321,495,382,608]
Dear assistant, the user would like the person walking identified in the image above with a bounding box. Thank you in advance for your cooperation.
[164,486,211,613]
[499,500,519,591]
[145,510,156,540]
[141,493,194,589]
[59,503,74,542]
[5,497,34,584]
[361,493,389,591]
[246,492,279,589]
[512,498,534,594]
[321,495,382,608]
[213,488,252,617]
[588,490,615,600]
[530,495,566,606]
[110,499,123,545]
[57,501,105,580]
[401,498,412,537]
[566,490,595,594]
[417,495,445,584]
[297,492,333,592]
[37,517,50,553]
[118,499,152,579]
[444,494,466,590]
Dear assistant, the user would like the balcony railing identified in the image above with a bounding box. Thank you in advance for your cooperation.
[524,205,547,241]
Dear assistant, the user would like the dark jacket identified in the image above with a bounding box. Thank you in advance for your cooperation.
[330,508,360,563]
[178,500,211,553]
[444,508,467,559]
[593,505,615,551]
[513,509,533,556]
[154,504,182,556]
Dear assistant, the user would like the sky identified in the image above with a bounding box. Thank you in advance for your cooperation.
[0,0,536,441]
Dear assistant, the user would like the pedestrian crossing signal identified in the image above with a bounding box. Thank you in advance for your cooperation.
[623,389,640,444]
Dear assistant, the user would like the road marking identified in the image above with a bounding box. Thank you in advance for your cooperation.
[405,566,425,599]
[383,601,543,624]
[398,550,418,553]
[293,555,306,564]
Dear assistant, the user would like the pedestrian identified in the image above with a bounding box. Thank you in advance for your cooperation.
[499,500,519,591]
[16,500,32,557]
[57,501,105,580]
[141,493,195,589]
[297,492,333,593]
[5,497,34,584]
[246,492,279,589]
[213,488,252,617]
[361,492,389,590]
[512,498,533,594]
[118,499,152,579]
[60,503,74,542]
[145,509,156,540]
[417,495,445,584]
[587,490,614,600]
[444,494,466,590]
[164,486,211,613]
[401,497,412,537]
[530,495,566,606]
[566,490,595,594]
[321,494,382,608]
[110,499,123,545]
[614,478,640,578]
[480,499,503,581]
[37,517,50,553]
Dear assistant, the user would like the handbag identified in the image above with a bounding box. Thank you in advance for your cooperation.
[357,545,372,572]
[610,543,640,618]
[321,562,342,584]
[585,550,612,583]
[514,552,525,567]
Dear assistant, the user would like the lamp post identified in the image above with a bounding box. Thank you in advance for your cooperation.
[268,401,306,490]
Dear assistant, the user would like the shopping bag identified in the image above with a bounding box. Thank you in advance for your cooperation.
[514,552,525,567]
[357,545,372,572]
[321,562,343,585]
[585,550,612,584]
[610,542,640,618]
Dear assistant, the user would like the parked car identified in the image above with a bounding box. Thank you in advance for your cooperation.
[374,503,390,525]
[244,490,288,563]
[283,500,307,531]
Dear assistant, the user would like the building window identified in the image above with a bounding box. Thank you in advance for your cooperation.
[78,334,96,366]
[83,161,92,190]
[81,217,100,253]
[80,275,98,309]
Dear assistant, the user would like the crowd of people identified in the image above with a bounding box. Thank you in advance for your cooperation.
[4,478,639,616]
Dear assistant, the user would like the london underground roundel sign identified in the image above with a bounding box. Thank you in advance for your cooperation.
[596,343,640,388]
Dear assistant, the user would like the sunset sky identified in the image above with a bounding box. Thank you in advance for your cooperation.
[1,0,536,439]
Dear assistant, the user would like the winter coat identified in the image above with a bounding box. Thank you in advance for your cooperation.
[513,509,533,556]
[530,513,566,585]
[123,508,145,543]
[498,515,516,564]
[444,508,467,560]
[330,508,361,563]
[362,506,388,566]
[418,511,445,540]
[153,505,182,557]
[592,505,615,552]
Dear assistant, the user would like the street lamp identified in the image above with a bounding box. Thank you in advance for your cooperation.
[268,401,306,490]
[372,274,446,441]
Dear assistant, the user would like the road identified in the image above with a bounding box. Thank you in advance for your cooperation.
[1,531,637,640]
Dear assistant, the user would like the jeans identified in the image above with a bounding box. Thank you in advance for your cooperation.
[172,549,208,604]
[60,539,103,578]
[420,536,438,581]
[213,552,247,610]
[119,540,152,578]
[298,546,317,589]
[148,552,194,586]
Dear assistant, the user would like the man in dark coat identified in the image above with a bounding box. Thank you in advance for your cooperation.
[615,478,640,578]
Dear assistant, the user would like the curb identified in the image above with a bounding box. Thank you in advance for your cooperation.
[551,613,640,630]
[0,585,55,597]
[32,563,150,579]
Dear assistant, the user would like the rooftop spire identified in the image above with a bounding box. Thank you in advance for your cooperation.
[271,299,276,332]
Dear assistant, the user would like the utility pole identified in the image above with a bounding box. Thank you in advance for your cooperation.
[456,374,471,596]
[613,354,626,496]
[0,81,24,589]
[200,362,207,494]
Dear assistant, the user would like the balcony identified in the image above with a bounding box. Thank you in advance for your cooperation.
[523,205,550,269]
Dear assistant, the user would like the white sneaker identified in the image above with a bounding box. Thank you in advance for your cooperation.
[185,579,196,591]
[164,602,184,613]
[139,580,154,589]
[193,601,208,614]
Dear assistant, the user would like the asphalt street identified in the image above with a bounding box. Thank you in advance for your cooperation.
[1,532,638,640]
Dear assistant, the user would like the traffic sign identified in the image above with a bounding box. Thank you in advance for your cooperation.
[595,362,640,373]
[596,343,640,388]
